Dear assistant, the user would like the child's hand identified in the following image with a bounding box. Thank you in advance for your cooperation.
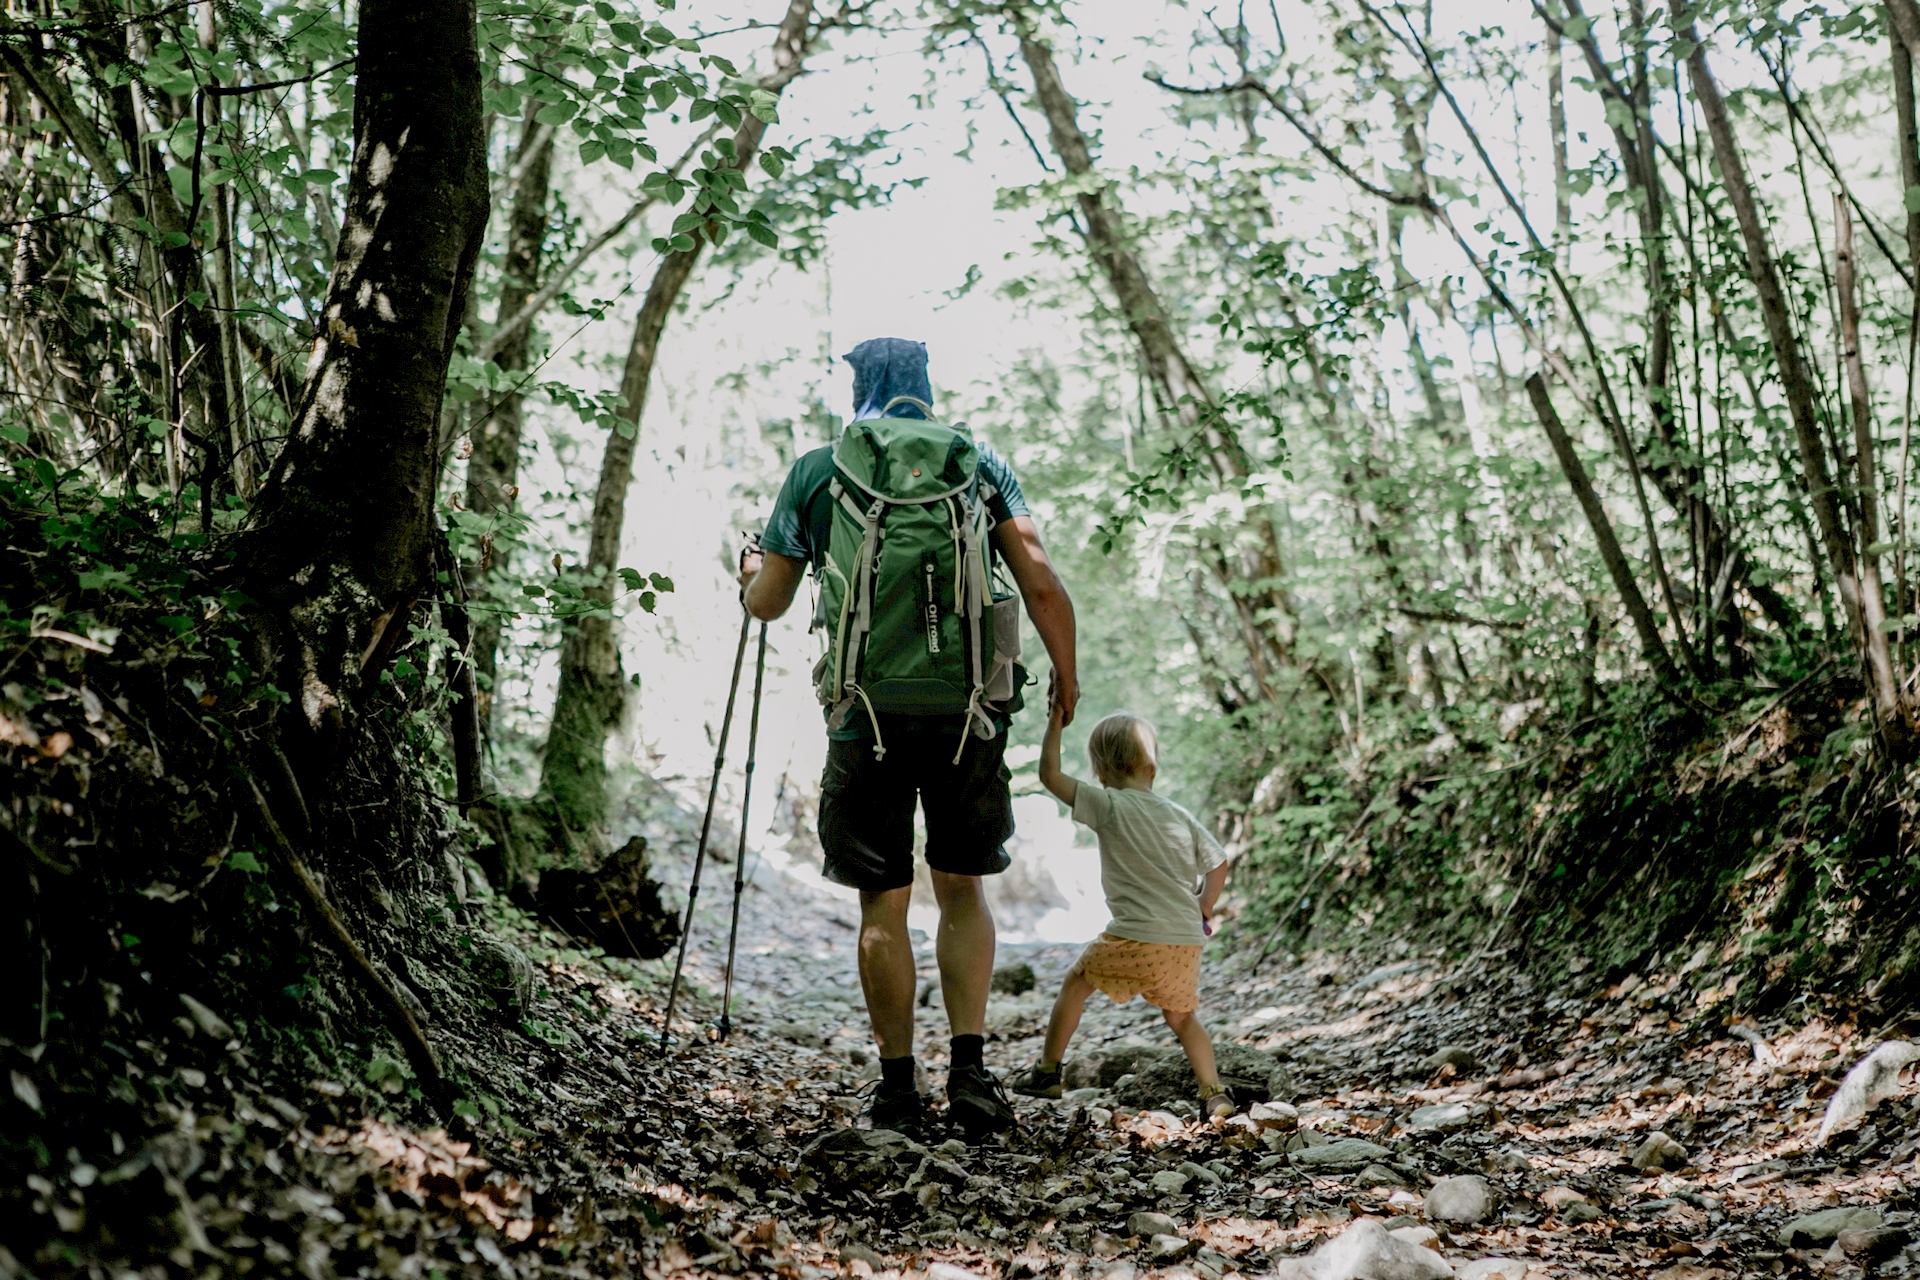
[1047,671,1068,726]
[1202,914,1214,937]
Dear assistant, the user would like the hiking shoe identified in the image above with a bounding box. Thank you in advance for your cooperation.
[1010,1064,1063,1100]
[862,1080,929,1138]
[1202,1088,1236,1121]
[946,1063,1018,1139]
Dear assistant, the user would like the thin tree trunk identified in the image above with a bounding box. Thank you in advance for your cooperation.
[1526,373,1682,686]
[1011,11,1295,671]
[1835,196,1910,748]
[539,0,816,838]
[1671,3,1867,657]
[1891,15,1920,651]
[1545,0,1570,259]
[466,111,554,747]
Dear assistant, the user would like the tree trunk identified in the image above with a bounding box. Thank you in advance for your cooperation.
[1835,196,1910,749]
[1010,11,1295,671]
[466,113,555,747]
[1673,4,1866,660]
[539,0,816,839]
[246,0,490,774]
[1526,374,1682,686]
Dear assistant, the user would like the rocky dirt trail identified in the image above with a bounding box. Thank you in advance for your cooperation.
[24,839,1920,1280]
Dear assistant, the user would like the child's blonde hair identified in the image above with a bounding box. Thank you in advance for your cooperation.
[1087,713,1158,786]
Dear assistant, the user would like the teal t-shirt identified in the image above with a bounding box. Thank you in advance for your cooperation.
[762,441,1030,740]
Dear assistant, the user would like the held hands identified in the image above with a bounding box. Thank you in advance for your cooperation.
[1047,667,1080,727]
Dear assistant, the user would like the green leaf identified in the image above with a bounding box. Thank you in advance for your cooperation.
[748,89,780,124]
[580,140,607,165]
[639,591,657,612]
[1562,14,1593,40]
[689,97,716,122]
[746,221,778,249]
[759,152,785,179]
[651,81,676,109]
[0,424,27,445]
[618,567,644,591]
[227,849,266,874]
[649,573,674,592]
[535,100,578,125]
[668,233,697,253]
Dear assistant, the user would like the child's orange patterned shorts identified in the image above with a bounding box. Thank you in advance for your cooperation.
[1070,934,1202,1012]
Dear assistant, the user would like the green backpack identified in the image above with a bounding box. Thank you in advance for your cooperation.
[814,397,1022,760]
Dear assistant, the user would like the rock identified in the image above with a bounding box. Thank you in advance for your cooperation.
[1356,1164,1406,1189]
[927,1265,986,1280]
[1286,1127,1331,1152]
[1193,1246,1233,1280]
[1561,1202,1603,1225]
[1088,1107,1114,1128]
[178,994,232,1040]
[1776,1207,1882,1248]
[1271,1218,1454,1280]
[1839,1225,1909,1260]
[1407,1102,1474,1131]
[1419,1045,1478,1075]
[1129,1211,1179,1238]
[1115,1043,1291,1108]
[1289,1138,1394,1171]
[1151,1234,1198,1261]
[839,1243,884,1270]
[1489,1149,1531,1173]
[1816,1041,1920,1145]
[1097,1043,1178,1088]
[770,1021,826,1048]
[1150,1170,1190,1194]
[1540,1186,1590,1212]
[1177,1160,1223,1186]
[1389,1225,1438,1250]
[1248,1101,1300,1131]
[1424,1174,1494,1224]
[1455,1260,1527,1280]
[1090,1232,1127,1258]
[1063,1057,1102,1090]
[1629,1131,1687,1171]
[1387,1189,1423,1212]
[470,935,534,1010]
[990,962,1036,995]
[1064,1087,1105,1104]
[802,1126,925,1163]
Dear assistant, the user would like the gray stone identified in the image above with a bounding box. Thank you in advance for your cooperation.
[1064,1087,1105,1104]
[1064,1057,1103,1090]
[770,1020,826,1048]
[1114,1043,1293,1108]
[1270,1218,1454,1280]
[1150,1169,1190,1194]
[1490,1149,1532,1172]
[1177,1160,1223,1186]
[1454,1260,1527,1280]
[1097,1043,1178,1088]
[927,1265,986,1280]
[1418,1045,1478,1075]
[1128,1211,1178,1238]
[1628,1130,1686,1171]
[1389,1225,1438,1250]
[1424,1174,1494,1224]
[1248,1101,1299,1131]
[1288,1138,1394,1171]
[1407,1102,1474,1131]
[1839,1226,1909,1260]
[991,962,1037,996]
[1356,1163,1407,1188]
[1150,1234,1197,1261]
[1561,1202,1603,1225]
[1776,1207,1882,1248]
[839,1243,884,1270]
[1817,1041,1920,1145]
[1286,1127,1331,1152]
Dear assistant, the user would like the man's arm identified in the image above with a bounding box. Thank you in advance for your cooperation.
[739,547,807,621]
[992,515,1079,724]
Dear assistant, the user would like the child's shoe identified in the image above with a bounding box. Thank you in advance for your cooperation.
[1011,1064,1063,1099]
[1200,1086,1235,1121]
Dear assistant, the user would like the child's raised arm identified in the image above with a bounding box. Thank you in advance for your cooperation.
[1038,693,1079,806]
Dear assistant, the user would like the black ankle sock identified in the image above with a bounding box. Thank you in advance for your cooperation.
[880,1054,917,1091]
[950,1034,985,1071]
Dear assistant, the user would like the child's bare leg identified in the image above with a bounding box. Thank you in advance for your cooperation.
[1041,970,1096,1067]
[1163,1006,1220,1090]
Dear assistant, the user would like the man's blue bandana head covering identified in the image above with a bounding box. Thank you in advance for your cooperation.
[845,337,933,421]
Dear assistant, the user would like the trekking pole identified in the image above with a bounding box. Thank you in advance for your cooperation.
[717,620,769,1041]
[659,605,753,1055]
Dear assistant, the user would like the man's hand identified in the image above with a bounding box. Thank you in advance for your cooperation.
[1051,667,1080,726]
[738,544,764,594]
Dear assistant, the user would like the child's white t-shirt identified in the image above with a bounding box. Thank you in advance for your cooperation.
[1070,784,1228,946]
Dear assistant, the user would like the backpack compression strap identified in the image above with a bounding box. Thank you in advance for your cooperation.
[828,477,890,760]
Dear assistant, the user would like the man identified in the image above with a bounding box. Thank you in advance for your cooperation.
[739,337,1078,1139]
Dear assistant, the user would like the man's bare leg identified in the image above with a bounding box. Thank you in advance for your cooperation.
[929,870,994,1037]
[857,885,916,1058]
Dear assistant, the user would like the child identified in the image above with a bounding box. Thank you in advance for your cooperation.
[1013,700,1234,1119]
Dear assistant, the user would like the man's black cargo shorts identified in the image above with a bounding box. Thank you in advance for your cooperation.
[818,728,1014,893]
